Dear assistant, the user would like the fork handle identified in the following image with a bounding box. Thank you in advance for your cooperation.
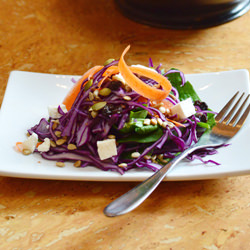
[103,145,197,217]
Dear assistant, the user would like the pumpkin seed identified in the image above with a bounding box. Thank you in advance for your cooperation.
[131,152,140,158]
[143,119,151,126]
[74,160,82,168]
[50,140,57,147]
[84,79,93,91]
[157,154,168,163]
[151,155,157,160]
[103,58,115,66]
[123,96,131,101]
[108,134,116,139]
[169,93,176,100]
[91,102,107,111]
[93,89,99,99]
[118,163,127,168]
[159,106,166,114]
[56,162,65,167]
[56,138,67,145]
[54,131,62,137]
[168,121,175,128]
[91,111,98,118]
[67,144,77,150]
[150,118,157,125]
[52,122,58,130]
[162,121,168,129]
[89,92,94,101]
[99,88,111,96]
[157,118,163,126]
[143,155,151,160]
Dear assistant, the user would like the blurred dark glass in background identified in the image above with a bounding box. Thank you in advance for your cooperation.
[115,0,250,29]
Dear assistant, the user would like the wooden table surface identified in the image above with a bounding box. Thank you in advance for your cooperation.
[0,0,250,249]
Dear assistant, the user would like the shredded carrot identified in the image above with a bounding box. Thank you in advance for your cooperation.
[36,142,43,147]
[102,66,119,77]
[16,142,23,152]
[118,45,172,101]
[159,99,173,110]
[63,65,103,110]
[137,96,148,103]
[167,118,186,127]
[87,66,104,80]
[63,46,172,110]
[98,68,119,87]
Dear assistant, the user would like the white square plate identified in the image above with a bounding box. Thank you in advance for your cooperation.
[0,70,250,181]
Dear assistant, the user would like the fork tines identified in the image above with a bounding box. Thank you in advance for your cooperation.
[215,92,250,128]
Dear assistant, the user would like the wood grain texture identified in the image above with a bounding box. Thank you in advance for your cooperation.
[0,0,250,249]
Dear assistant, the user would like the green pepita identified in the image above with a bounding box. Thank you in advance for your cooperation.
[84,79,93,91]
[91,102,107,111]
[89,92,94,101]
[103,58,115,66]
[99,88,111,96]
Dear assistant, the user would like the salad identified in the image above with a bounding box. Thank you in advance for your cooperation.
[16,46,219,175]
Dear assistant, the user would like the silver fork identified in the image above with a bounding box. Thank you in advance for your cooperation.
[104,91,250,217]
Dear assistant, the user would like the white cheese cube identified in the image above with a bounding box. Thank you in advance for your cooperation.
[97,139,117,160]
[48,104,68,119]
[170,98,196,120]
[22,133,38,153]
[37,138,50,152]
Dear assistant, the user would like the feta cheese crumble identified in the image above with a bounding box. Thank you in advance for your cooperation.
[48,104,68,119]
[37,138,50,152]
[22,133,38,153]
[97,139,117,160]
[170,98,196,120]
